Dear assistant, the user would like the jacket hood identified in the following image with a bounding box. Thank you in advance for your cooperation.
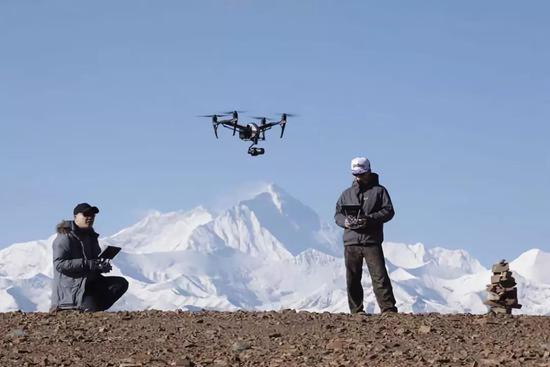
[56,220,72,234]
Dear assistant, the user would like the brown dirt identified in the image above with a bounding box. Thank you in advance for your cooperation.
[1,310,549,367]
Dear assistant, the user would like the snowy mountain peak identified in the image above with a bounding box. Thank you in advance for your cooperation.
[239,183,289,214]
[107,206,213,253]
[430,247,485,270]
[511,248,550,283]
[235,184,338,256]
[384,242,428,268]
[179,184,338,258]
[383,242,486,279]
[265,183,284,213]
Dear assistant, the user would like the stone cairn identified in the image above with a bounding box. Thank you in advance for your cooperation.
[484,259,522,315]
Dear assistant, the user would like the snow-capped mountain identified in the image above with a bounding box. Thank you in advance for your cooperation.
[0,184,548,314]
[108,207,213,253]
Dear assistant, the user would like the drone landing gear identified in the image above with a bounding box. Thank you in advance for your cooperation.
[248,143,265,157]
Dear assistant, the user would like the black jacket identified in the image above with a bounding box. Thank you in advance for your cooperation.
[51,221,102,310]
[334,173,395,245]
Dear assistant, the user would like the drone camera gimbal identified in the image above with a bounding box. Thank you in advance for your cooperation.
[248,146,265,156]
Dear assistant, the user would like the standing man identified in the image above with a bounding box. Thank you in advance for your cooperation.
[335,157,398,314]
[51,203,128,312]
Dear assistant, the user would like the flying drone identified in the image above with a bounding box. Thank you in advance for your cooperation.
[198,111,294,156]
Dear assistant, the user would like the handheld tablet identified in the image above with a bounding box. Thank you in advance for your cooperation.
[98,245,121,260]
[341,204,363,217]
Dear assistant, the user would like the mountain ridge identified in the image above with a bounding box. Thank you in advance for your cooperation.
[0,184,548,314]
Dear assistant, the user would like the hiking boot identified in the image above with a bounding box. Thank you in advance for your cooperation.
[381,309,398,317]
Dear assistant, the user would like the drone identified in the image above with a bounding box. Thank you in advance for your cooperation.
[198,111,294,156]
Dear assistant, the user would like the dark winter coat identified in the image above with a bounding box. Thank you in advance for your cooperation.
[334,173,395,245]
[51,220,101,311]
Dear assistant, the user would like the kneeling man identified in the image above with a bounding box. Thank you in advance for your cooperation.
[51,203,128,312]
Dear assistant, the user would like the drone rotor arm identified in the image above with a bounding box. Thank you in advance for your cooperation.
[219,123,237,131]
[219,122,246,131]
[280,122,287,138]
[260,121,278,130]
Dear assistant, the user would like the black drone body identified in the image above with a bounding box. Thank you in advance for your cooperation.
[199,111,294,156]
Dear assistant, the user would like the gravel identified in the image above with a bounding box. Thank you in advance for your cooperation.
[1,310,549,366]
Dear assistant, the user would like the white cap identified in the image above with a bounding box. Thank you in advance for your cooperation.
[351,157,371,175]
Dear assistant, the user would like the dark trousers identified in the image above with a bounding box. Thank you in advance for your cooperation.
[344,244,397,314]
[81,275,129,312]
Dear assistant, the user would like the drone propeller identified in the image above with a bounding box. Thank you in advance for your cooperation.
[221,110,246,115]
[221,110,245,121]
[198,115,222,138]
[250,116,274,121]
[198,114,224,118]
[277,113,297,119]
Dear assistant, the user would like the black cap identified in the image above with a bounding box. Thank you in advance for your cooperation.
[73,203,99,215]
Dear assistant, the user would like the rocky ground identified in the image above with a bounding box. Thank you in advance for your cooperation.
[1,310,549,367]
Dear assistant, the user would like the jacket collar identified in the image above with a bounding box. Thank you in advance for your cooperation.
[56,220,99,238]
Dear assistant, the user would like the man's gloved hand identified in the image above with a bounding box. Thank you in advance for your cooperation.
[87,259,112,273]
[345,217,368,230]
[344,217,352,228]
[355,218,368,228]
[100,261,112,273]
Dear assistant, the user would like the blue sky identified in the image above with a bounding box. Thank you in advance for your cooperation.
[1,1,549,265]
